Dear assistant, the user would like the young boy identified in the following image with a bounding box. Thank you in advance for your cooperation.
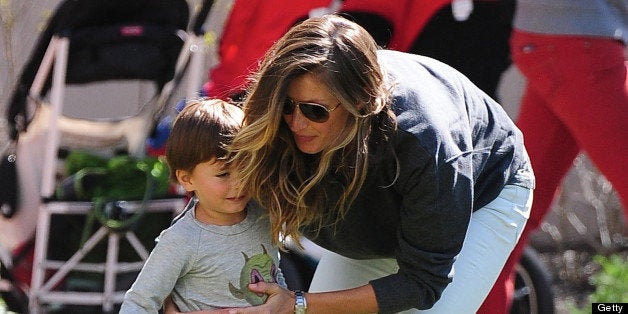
[120,99,285,312]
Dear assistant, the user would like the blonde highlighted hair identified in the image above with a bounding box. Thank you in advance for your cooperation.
[230,15,395,248]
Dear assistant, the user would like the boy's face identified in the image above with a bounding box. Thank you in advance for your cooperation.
[176,159,250,225]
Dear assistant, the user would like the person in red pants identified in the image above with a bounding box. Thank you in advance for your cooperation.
[479,0,628,313]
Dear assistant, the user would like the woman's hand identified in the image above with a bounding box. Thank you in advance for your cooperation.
[162,283,294,314]
[232,282,380,313]
[165,282,378,313]
[226,282,295,314]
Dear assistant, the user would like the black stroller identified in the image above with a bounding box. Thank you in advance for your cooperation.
[0,0,211,312]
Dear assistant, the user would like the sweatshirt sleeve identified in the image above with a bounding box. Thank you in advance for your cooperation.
[369,135,473,313]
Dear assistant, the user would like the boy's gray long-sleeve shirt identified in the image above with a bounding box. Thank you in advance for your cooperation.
[121,199,285,313]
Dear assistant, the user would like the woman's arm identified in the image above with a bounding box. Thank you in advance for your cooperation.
[231,282,379,314]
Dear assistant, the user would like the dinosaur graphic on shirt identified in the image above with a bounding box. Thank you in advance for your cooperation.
[228,244,278,305]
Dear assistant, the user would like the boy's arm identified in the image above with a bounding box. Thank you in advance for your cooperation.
[121,231,190,313]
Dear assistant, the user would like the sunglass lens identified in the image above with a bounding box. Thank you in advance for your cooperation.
[300,103,328,122]
[283,99,296,115]
[283,99,330,123]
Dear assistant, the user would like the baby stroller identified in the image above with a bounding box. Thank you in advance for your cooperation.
[0,0,205,312]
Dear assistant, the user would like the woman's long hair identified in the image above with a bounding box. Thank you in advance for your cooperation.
[230,15,395,248]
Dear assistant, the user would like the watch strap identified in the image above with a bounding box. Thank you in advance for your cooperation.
[294,290,307,314]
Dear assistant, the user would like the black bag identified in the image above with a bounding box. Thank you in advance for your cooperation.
[0,141,18,218]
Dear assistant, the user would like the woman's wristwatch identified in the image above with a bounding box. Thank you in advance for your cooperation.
[294,290,307,313]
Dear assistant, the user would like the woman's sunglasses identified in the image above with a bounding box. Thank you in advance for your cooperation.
[283,98,341,123]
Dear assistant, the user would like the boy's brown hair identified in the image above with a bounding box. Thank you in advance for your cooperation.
[165,98,243,182]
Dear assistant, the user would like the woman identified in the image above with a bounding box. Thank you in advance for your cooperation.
[225,15,533,313]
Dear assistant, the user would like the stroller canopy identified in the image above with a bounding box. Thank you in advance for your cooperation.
[6,0,190,139]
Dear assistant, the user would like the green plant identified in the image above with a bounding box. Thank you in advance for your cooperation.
[588,254,628,303]
[569,253,628,314]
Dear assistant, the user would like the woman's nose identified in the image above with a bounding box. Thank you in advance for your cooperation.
[287,108,308,131]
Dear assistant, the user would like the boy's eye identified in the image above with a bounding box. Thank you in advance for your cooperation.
[216,172,230,178]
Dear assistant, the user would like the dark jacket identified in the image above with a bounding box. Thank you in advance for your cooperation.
[303,50,534,313]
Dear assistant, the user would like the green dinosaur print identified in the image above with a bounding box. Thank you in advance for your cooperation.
[228,244,278,305]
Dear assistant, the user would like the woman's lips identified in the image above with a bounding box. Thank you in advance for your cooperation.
[294,134,315,144]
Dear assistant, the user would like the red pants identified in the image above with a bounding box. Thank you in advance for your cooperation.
[479,30,628,313]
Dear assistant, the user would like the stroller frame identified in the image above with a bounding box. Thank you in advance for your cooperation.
[0,0,208,312]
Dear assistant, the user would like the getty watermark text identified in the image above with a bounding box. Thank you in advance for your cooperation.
[593,303,628,314]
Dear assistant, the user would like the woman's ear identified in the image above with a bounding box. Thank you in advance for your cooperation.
[176,169,195,192]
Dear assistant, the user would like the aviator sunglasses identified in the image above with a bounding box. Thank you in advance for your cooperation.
[283,98,341,123]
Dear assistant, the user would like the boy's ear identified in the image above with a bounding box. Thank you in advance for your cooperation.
[176,169,195,192]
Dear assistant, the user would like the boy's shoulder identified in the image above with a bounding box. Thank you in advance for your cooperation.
[157,207,198,244]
